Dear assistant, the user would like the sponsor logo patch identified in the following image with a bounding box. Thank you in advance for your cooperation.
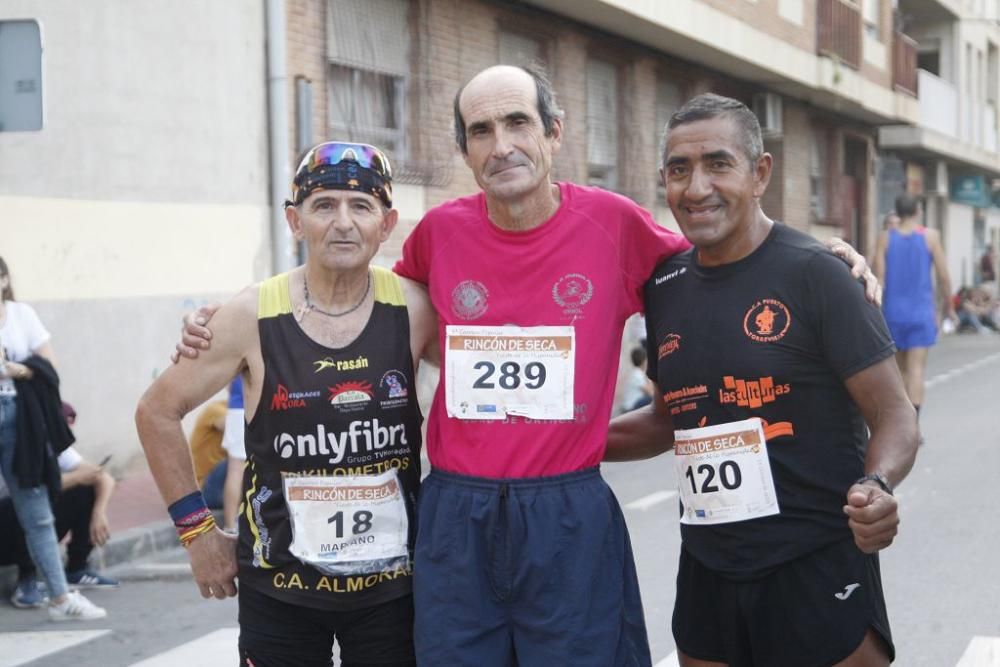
[314,356,369,373]
[552,273,594,315]
[654,266,687,286]
[451,280,489,320]
[658,333,681,359]
[272,419,408,464]
[379,370,410,409]
[269,384,321,411]
[328,381,374,412]
[719,376,791,409]
[743,298,791,343]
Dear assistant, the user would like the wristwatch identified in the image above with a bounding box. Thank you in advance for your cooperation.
[856,472,893,495]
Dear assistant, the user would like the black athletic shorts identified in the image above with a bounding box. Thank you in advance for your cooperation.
[672,538,894,667]
[237,583,415,667]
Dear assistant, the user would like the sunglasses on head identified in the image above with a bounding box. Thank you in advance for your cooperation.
[296,142,392,180]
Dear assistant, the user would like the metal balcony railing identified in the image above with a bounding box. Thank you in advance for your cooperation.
[817,0,861,70]
[893,32,918,96]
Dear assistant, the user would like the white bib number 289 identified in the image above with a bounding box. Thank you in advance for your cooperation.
[445,325,575,420]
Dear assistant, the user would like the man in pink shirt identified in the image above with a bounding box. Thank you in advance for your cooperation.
[393,66,688,666]
[178,65,875,667]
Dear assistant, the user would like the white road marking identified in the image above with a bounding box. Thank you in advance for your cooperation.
[956,636,1000,667]
[625,490,678,511]
[128,628,239,666]
[0,630,110,667]
[926,352,1000,389]
[654,651,680,667]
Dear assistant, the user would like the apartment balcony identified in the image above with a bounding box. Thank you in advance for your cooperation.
[817,0,861,70]
[893,32,918,97]
[895,0,961,23]
[522,0,918,125]
[919,70,957,137]
[879,70,1000,177]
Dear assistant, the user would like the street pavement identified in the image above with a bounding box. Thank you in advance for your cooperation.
[2,332,999,666]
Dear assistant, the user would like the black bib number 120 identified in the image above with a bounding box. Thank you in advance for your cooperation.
[684,460,742,494]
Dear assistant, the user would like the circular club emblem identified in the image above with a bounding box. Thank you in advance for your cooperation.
[743,299,791,342]
[451,280,489,320]
[552,273,594,312]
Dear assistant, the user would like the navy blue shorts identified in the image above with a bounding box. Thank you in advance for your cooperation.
[673,539,894,667]
[413,467,651,667]
[887,317,937,350]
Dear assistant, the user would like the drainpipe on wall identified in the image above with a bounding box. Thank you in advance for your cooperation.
[266,0,294,274]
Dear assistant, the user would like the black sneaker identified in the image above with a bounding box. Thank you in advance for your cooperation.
[65,569,120,590]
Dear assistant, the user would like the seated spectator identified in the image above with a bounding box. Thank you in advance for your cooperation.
[1,444,119,608]
[188,391,228,510]
[955,286,999,333]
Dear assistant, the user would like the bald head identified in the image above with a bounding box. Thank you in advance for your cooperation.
[453,64,564,154]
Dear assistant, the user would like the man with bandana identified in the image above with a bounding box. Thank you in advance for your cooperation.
[137,142,436,667]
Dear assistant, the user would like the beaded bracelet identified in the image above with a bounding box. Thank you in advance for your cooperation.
[168,491,217,548]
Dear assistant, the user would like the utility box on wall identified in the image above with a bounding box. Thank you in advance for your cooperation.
[0,19,43,132]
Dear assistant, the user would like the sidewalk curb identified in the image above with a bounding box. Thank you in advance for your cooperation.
[91,519,179,571]
[1,519,179,595]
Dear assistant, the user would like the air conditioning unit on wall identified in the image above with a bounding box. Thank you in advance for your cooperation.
[752,92,783,138]
[926,160,948,196]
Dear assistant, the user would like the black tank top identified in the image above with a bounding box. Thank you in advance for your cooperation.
[237,267,423,610]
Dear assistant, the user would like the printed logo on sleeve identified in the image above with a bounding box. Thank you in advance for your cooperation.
[657,333,682,359]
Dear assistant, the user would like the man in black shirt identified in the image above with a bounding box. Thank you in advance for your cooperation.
[607,94,919,666]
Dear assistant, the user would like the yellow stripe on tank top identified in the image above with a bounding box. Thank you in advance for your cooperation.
[258,273,292,319]
[372,265,405,307]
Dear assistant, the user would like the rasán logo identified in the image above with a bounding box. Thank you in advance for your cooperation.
[658,333,681,359]
[314,355,369,373]
[743,299,791,342]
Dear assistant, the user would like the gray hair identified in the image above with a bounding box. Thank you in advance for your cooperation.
[660,93,764,169]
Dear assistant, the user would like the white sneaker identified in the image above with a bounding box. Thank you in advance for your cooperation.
[48,591,107,621]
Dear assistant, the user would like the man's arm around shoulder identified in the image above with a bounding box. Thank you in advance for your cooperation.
[400,276,439,367]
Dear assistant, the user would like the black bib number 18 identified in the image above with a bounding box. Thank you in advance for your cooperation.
[684,460,742,494]
[328,510,374,539]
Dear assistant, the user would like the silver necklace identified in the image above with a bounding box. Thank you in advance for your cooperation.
[302,271,371,318]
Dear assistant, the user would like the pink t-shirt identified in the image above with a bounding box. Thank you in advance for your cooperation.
[395,182,690,478]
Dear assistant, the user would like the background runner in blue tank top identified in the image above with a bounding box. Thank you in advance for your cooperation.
[874,193,955,421]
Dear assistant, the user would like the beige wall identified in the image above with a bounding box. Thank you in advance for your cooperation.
[0,1,269,206]
[0,1,271,466]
